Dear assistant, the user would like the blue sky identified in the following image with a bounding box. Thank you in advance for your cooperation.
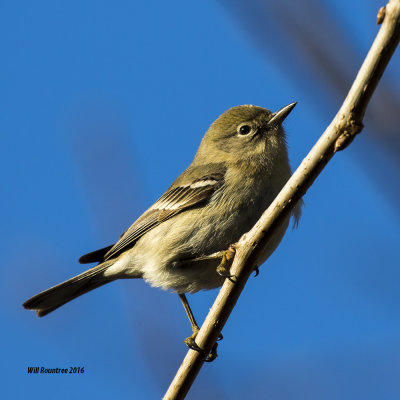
[1,1,399,399]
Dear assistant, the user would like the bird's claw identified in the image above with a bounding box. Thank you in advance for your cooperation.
[184,329,202,352]
[216,245,236,282]
[253,266,259,277]
[184,331,221,362]
[204,343,218,362]
[184,336,202,352]
[216,265,235,281]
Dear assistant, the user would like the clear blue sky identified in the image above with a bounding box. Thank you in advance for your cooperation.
[1,1,399,399]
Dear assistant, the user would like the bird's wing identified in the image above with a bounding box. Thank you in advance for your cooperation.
[79,171,225,264]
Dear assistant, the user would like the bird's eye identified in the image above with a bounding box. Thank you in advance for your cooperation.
[238,125,252,136]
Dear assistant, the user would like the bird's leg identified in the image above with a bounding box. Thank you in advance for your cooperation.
[178,293,221,361]
[216,244,236,280]
[179,293,201,351]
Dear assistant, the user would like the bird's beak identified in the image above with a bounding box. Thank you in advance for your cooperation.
[267,102,297,127]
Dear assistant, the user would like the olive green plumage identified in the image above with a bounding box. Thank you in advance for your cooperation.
[23,103,301,318]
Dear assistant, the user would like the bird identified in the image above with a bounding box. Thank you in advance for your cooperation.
[23,103,301,360]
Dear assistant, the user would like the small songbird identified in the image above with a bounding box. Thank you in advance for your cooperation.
[23,103,301,360]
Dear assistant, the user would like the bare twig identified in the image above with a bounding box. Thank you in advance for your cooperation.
[163,1,400,399]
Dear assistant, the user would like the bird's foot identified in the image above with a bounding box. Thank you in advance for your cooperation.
[204,342,218,362]
[184,327,201,352]
[184,329,222,362]
[216,244,236,282]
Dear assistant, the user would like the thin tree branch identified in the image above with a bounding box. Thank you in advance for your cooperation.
[163,1,400,398]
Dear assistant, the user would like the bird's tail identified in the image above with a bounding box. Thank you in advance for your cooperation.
[23,261,115,317]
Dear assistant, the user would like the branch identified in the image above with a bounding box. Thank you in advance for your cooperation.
[164,1,400,398]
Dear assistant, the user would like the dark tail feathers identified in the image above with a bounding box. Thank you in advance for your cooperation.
[23,262,114,317]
